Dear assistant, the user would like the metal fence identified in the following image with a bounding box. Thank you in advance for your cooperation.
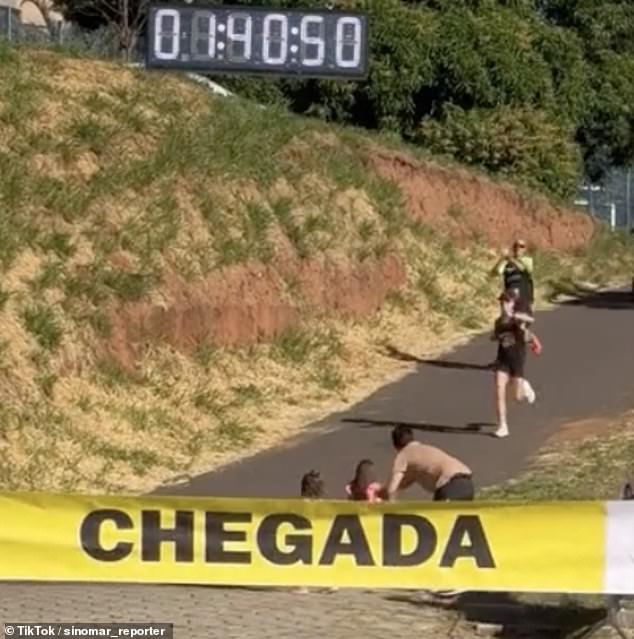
[0,6,144,60]
[575,169,633,231]
[0,5,20,41]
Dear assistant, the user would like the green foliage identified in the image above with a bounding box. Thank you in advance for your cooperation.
[432,5,552,109]
[22,305,63,350]
[211,0,634,192]
[418,105,581,197]
[577,52,634,181]
[38,232,76,259]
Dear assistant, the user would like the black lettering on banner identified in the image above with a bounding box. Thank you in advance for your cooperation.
[206,512,252,564]
[258,514,312,565]
[80,509,134,561]
[141,510,194,562]
[440,515,496,568]
[319,514,374,566]
[382,514,437,566]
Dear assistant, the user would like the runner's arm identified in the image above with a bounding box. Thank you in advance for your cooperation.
[490,257,507,277]
[384,471,405,501]
[510,256,534,273]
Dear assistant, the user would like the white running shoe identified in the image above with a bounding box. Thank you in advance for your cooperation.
[523,380,536,404]
[493,423,509,438]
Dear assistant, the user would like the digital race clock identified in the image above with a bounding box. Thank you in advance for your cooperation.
[146,3,369,79]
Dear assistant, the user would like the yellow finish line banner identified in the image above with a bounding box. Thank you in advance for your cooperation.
[0,492,631,594]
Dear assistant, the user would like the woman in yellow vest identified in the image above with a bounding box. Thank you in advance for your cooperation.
[491,239,534,313]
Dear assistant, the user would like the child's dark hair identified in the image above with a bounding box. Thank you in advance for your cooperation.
[301,470,324,498]
[391,424,414,450]
[348,459,377,500]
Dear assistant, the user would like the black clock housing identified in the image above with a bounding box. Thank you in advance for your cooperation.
[146,3,369,79]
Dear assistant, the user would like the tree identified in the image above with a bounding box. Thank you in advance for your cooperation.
[21,0,61,38]
[54,0,148,61]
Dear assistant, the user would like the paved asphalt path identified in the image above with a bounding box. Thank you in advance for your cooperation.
[157,290,634,500]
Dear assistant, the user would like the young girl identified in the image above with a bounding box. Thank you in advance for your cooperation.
[345,459,384,503]
[300,470,325,499]
[492,290,538,438]
[298,470,337,594]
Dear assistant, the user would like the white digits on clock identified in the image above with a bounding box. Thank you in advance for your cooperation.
[227,13,252,61]
[191,11,216,59]
[300,15,325,67]
[154,8,180,60]
[335,17,362,68]
[262,14,288,64]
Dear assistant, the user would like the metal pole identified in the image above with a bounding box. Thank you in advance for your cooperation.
[626,168,631,232]
[610,203,616,230]
[7,5,12,42]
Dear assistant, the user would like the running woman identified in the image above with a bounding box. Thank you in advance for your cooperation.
[491,239,534,313]
[492,290,537,438]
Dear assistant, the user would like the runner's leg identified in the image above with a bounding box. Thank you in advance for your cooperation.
[494,369,510,437]
[512,377,525,402]
[521,378,536,403]
[431,477,474,598]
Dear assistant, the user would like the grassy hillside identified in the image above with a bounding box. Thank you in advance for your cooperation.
[0,44,632,494]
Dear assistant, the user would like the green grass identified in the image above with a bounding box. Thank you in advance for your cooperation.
[88,310,112,337]
[30,261,66,293]
[30,177,90,223]
[38,232,76,259]
[416,267,444,308]
[194,343,217,371]
[272,327,315,365]
[243,202,275,262]
[69,116,111,155]
[101,269,157,301]
[271,198,309,258]
[0,64,38,128]
[0,339,9,372]
[372,179,408,238]
[89,438,164,476]
[65,264,157,303]
[36,372,57,398]
[110,86,150,134]
[22,304,63,350]
[113,195,181,261]
[95,358,145,389]
[193,388,226,417]
[358,220,376,243]
[482,418,634,500]
[385,289,416,312]
[231,384,263,405]
[446,204,465,220]
[120,405,184,436]
[0,286,10,311]
[215,419,257,448]
[312,363,345,392]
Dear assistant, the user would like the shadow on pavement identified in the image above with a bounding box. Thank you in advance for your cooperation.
[384,591,606,638]
[552,287,634,310]
[384,345,493,371]
[342,417,495,436]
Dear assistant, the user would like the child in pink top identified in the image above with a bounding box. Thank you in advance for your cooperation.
[346,459,384,503]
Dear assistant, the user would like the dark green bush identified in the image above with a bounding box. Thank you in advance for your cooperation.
[417,105,581,197]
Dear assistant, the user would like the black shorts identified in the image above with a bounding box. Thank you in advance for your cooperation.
[433,474,475,501]
[515,298,533,315]
[495,344,526,378]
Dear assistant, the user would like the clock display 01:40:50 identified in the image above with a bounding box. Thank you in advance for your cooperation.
[153,9,364,68]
